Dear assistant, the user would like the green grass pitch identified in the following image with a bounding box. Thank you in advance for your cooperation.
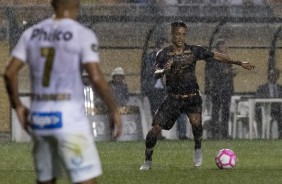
[1,140,282,184]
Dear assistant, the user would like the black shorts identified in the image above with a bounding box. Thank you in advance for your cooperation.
[152,92,202,130]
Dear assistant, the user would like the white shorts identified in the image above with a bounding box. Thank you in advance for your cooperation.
[32,131,102,183]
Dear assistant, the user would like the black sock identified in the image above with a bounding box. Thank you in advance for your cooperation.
[144,132,158,161]
[145,132,158,149]
[145,149,153,161]
[192,123,203,150]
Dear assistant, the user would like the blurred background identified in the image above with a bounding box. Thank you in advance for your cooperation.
[0,0,282,138]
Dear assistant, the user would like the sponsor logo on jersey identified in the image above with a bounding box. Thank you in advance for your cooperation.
[31,112,62,129]
[30,28,73,42]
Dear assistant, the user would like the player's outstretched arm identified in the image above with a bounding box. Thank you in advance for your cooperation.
[4,57,30,133]
[213,52,255,70]
[84,62,122,140]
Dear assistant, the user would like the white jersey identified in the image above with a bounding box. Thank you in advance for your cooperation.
[12,18,100,135]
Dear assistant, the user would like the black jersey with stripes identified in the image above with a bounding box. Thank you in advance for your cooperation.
[155,44,214,94]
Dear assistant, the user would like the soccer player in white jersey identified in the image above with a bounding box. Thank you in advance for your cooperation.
[4,0,122,184]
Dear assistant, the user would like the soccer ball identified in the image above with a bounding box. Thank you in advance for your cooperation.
[215,149,237,169]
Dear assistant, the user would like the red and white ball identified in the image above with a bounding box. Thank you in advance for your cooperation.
[215,149,237,169]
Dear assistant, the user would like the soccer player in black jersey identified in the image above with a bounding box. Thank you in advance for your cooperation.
[140,20,255,170]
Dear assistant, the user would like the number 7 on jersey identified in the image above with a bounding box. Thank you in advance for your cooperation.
[41,47,55,87]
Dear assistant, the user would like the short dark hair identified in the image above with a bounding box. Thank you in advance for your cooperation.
[51,0,79,10]
[51,0,56,9]
[171,20,188,30]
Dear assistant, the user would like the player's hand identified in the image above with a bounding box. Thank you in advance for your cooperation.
[15,104,31,134]
[241,61,255,70]
[109,110,122,140]
[164,60,173,72]
[154,60,173,78]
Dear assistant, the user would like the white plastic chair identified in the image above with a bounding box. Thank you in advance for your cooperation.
[260,104,279,139]
[231,96,258,139]
[201,95,212,139]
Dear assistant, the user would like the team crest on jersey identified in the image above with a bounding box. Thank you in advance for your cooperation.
[91,44,98,52]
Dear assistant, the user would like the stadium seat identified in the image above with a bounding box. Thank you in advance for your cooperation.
[231,96,258,139]
[260,104,279,139]
[202,95,212,139]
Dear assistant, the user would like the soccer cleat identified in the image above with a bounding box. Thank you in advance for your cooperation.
[193,148,203,167]
[139,160,152,171]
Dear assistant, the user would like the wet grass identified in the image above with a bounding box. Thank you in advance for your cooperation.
[1,140,282,184]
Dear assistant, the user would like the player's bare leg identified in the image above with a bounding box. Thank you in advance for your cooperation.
[37,178,56,184]
[36,173,98,184]
[140,124,162,170]
[188,112,203,167]
[78,178,98,184]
